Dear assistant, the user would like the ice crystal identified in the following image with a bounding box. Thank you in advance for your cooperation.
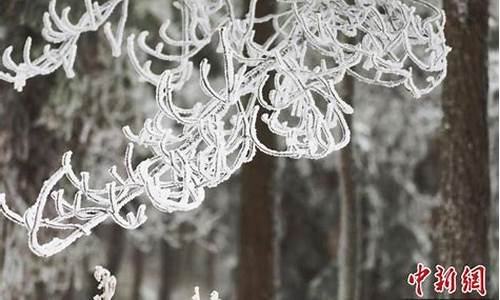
[0,0,450,256]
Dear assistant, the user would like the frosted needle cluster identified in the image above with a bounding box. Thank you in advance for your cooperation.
[0,0,449,256]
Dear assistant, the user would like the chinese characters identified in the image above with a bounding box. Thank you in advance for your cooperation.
[407,264,487,298]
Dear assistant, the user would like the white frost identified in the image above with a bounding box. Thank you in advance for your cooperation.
[192,286,221,300]
[0,0,449,257]
[93,266,117,300]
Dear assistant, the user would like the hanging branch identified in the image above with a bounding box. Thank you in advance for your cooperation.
[0,0,449,257]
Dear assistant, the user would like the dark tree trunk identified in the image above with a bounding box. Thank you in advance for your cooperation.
[438,0,490,284]
[106,226,127,275]
[157,240,179,300]
[206,248,216,291]
[61,271,76,300]
[237,1,278,300]
[132,247,145,300]
[337,75,359,300]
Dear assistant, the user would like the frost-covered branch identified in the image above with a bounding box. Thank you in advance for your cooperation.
[91,266,219,300]
[0,0,128,91]
[192,286,221,300]
[93,266,117,300]
[0,0,449,257]
[127,0,228,86]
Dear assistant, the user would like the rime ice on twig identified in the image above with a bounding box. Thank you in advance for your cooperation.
[0,0,128,91]
[91,268,219,300]
[0,0,449,257]
[192,286,221,300]
[93,266,116,300]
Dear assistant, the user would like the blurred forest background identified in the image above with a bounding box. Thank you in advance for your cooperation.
[0,0,498,299]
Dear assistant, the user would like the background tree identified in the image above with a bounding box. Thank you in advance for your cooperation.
[337,75,360,300]
[438,0,490,276]
[237,1,279,300]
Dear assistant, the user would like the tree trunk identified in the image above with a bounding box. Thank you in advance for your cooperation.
[438,0,490,282]
[206,248,216,291]
[132,247,145,300]
[106,226,127,275]
[61,271,76,300]
[157,240,179,300]
[237,1,278,300]
[337,75,359,300]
